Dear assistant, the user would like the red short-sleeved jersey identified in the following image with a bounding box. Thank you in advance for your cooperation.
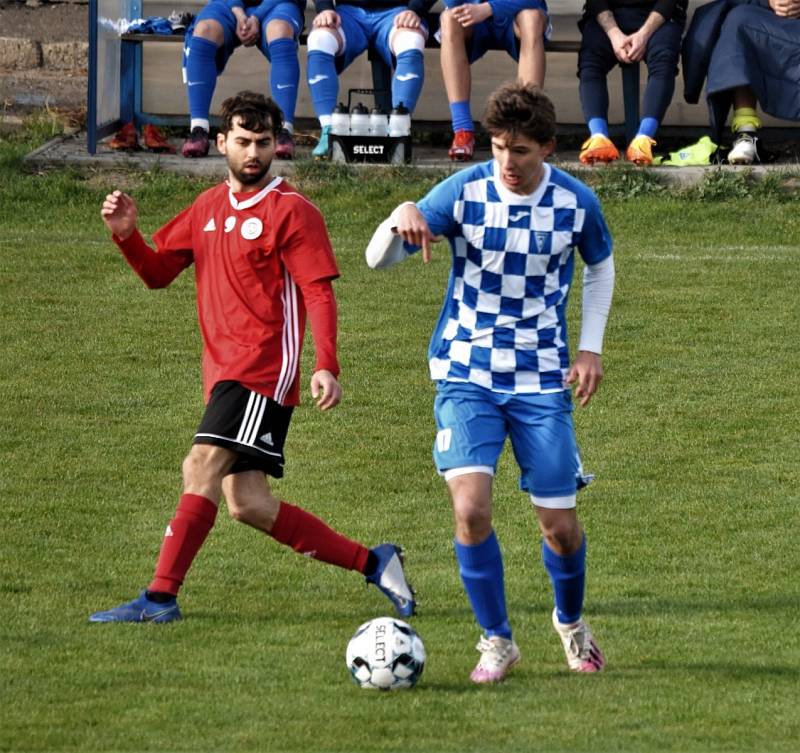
[150,177,340,406]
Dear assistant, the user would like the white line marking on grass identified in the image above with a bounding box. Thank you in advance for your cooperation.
[625,245,796,262]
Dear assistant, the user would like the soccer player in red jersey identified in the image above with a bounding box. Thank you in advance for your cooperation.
[89,90,415,623]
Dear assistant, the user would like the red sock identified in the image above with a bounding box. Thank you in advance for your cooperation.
[148,493,218,596]
[269,501,370,573]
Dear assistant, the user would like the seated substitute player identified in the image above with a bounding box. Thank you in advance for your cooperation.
[306,0,437,158]
[577,0,687,166]
[366,83,613,682]
[90,91,415,624]
[439,0,550,161]
[181,0,306,159]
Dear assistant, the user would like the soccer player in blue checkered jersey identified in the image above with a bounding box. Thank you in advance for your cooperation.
[181,0,306,159]
[306,0,437,158]
[366,82,614,683]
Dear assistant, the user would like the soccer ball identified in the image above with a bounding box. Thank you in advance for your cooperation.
[346,617,426,690]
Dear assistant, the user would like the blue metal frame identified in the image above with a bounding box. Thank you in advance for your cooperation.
[87,0,142,153]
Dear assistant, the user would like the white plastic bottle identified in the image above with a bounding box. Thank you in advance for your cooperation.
[388,103,411,137]
[369,107,389,137]
[350,102,370,137]
[331,103,350,136]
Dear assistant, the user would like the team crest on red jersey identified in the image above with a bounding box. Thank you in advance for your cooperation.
[241,218,263,240]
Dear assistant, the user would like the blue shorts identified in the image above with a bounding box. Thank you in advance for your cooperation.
[188,0,303,71]
[433,381,590,507]
[334,5,428,71]
[438,0,550,63]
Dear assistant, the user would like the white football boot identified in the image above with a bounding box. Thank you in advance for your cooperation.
[552,609,606,672]
[728,131,758,165]
[470,635,521,683]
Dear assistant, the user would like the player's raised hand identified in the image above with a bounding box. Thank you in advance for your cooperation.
[566,350,604,407]
[101,190,138,240]
[395,203,441,263]
[311,369,342,411]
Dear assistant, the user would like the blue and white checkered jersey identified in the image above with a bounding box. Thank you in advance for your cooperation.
[414,160,612,394]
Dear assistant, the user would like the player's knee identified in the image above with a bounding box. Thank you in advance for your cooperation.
[540,519,582,555]
[516,9,547,41]
[193,19,224,45]
[226,489,280,529]
[266,18,295,42]
[181,445,228,488]
[391,28,426,55]
[440,10,466,41]
[453,504,492,544]
[307,27,340,56]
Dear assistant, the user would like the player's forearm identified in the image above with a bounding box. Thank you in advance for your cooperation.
[303,278,340,377]
[578,255,615,354]
[589,1,614,24]
[638,9,667,35]
[113,229,185,289]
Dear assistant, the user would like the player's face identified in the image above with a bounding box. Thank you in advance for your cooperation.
[490,131,555,196]
[217,117,276,190]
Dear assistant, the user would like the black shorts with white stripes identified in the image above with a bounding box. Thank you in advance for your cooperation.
[193,381,293,478]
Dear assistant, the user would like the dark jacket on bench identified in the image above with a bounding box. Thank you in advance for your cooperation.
[682,0,800,137]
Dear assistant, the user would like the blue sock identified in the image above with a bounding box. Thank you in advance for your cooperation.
[184,35,219,126]
[542,537,586,625]
[307,50,338,120]
[454,531,511,639]
[588,117,609,137]
[449,100,473,133]
[637,116,659,139]
[392,49,424,113]
[268,38,299,128]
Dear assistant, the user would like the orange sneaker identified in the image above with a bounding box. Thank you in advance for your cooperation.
[449,129,475,162]
[108,122,139,151]
[579,134,619,165]
[142,124,176,154]
[626,135,656,166]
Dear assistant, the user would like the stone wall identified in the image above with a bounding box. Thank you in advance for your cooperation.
[0,1,88,70]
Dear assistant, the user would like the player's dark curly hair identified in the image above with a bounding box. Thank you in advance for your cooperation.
[220,90,284,136]
[484,82,556,145]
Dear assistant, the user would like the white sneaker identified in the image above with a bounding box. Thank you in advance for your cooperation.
[728,131,758,165]
[552,609,605,673]
[469,635,520,683]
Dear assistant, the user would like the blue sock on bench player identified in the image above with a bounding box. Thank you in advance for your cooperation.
[184,35,219,132]
[268,38,299,132]
[307,49,338,126]
[392,48,424,112]
[449,100,474,133]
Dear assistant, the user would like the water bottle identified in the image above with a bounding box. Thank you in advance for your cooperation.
[369,107,389,137]
[388,103,411,138]
[331,103,350,136]
[350,102,370,137]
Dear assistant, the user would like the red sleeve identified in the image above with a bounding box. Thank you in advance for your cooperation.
[114,226,193,289]
[302,278,339,377]
[278,197,340,287]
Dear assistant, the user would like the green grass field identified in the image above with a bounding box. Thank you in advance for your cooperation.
[1,125,799,752]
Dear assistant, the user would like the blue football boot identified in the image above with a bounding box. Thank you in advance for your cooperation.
[312,126,332,160]
[88,590,182,623]
[366,543,417,617]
